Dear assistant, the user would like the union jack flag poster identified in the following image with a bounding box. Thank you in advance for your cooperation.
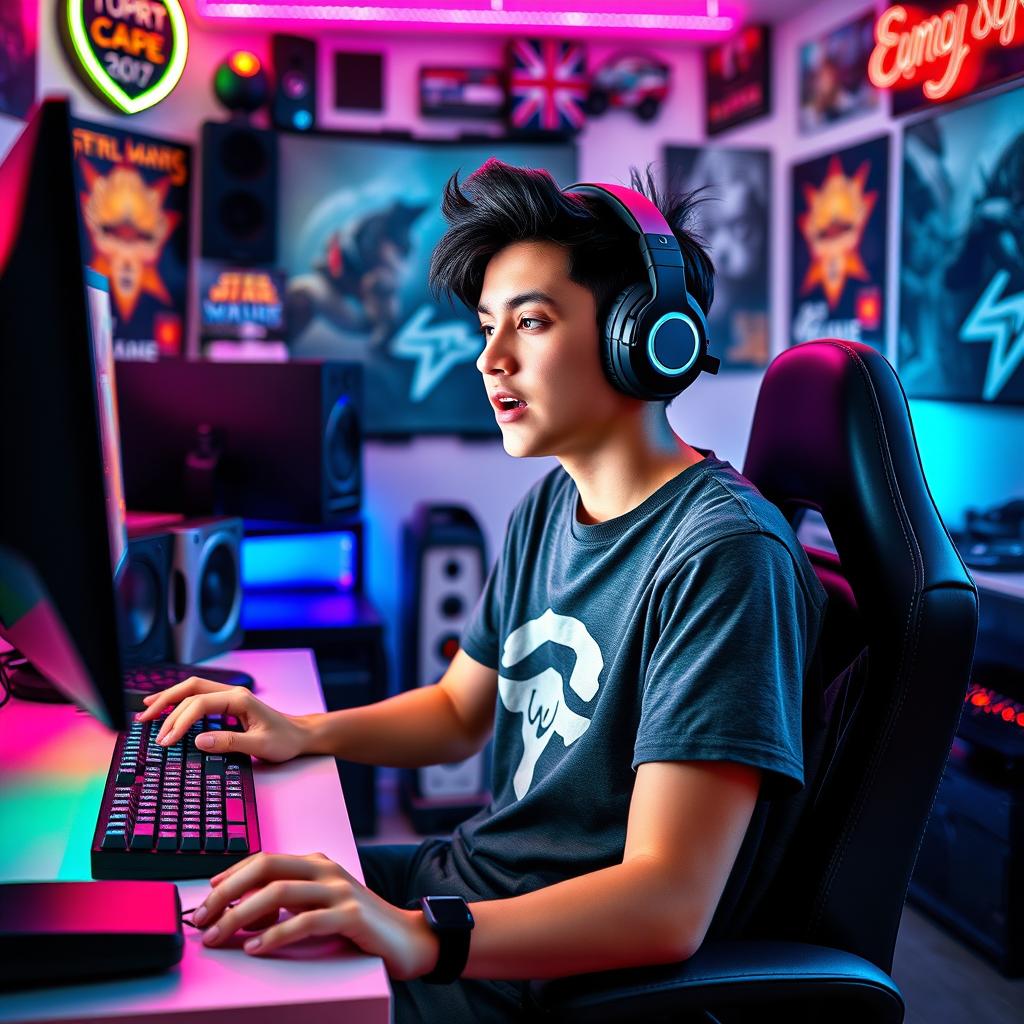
[506,38,588,136]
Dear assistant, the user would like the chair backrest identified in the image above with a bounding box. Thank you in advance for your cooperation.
[727,339,978,973]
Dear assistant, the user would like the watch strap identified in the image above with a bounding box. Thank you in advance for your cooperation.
[419,897,473,984]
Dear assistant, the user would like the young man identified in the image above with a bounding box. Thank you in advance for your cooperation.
[138,160,827,1022]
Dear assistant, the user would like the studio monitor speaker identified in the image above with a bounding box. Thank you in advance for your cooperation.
[271,34,317,132]
[168,517,243,664]
[116,360,362,525]
[400,504,490,832]
[201,120,277,264]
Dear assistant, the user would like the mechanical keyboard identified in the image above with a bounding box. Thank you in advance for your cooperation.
[91,711,261,880]
[122,662,255,711]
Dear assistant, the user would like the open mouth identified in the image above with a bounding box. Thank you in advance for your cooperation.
[496,397,526,410]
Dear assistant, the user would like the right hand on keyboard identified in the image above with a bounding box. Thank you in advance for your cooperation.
[135,677,308,763]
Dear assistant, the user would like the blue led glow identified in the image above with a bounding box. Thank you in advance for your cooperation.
[241,531,356,590]
[293,109,313,130]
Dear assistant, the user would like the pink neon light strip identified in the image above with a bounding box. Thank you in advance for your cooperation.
[197,1,734,34]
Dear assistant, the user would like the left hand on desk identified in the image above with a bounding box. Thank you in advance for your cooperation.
[194,851,439,980]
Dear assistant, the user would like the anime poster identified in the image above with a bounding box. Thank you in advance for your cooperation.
[898,85,1024,404]
[278,134,576,437]
[71,119,191,360]
[0,0,36,119]
[664,146,771,369]
[798,10,880,134]
[790,135,889,351]
[704,25,771,136]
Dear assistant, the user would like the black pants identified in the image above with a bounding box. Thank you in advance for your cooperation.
[357,839,538,1023]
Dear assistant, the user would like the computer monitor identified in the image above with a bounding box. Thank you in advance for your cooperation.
[0,97,128,730]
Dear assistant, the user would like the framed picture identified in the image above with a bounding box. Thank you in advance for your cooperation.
[506,38,587,136]
[278,132,577,437]
[664,145,771,369]
[790,135,889,351]
[71,118,191,361]
[798,10,879,134]
[200,263,289,362]
[704,25,771,136]
[0,0,36,119]
[898,85,1024,404]
[420,67,505,120]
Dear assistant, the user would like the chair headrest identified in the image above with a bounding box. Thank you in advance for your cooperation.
[742,340,974,618]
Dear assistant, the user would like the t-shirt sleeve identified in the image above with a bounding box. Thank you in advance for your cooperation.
[459,550,503,670]
[460,503,526,669]
[633,530,817,797]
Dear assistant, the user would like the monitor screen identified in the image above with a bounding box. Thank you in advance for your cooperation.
[85,268,128,580]
[0,98,126,729]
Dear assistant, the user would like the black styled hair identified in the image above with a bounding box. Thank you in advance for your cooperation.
[428,158,714,406]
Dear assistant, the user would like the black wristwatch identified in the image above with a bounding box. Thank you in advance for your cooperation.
[418,895,474,984]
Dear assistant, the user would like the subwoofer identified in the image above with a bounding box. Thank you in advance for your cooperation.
[119,530,174,667]
[399,504,490,833]
[116,360,362,525]
[201,121,277,264]
[168,517,244,664]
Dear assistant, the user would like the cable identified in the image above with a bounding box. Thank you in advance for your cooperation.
[0,651,19,710]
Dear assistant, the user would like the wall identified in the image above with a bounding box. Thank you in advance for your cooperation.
[2,2,1022,693]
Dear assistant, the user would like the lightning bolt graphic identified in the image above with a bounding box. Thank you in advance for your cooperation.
[388,305,483,402]
[960,270,1024,402]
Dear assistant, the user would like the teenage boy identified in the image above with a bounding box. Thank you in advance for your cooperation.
[138,159,827,1023]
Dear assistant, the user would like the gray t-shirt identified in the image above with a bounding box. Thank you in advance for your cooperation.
[451,449,828,901]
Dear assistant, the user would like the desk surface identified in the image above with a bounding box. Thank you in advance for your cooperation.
[0,648,390,1024]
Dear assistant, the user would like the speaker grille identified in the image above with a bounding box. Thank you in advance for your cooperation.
[200,541,238,635]
[219,130,269,179]
[120,559,159,649]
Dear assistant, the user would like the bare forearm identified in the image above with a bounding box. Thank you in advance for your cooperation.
[463,857,696,980]
[297,684,484,767]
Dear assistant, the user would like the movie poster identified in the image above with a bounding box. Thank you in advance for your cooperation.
[200,263,288,362]
[790,135,889,351]
[898,85,1024,404]
[798,10,880,134]
[71,119,191,360]
[664,146,771,369]
[704,25,771,136]
[0,0,36,119]
[278,134,576,437]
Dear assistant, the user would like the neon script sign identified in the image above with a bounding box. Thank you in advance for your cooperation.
[869,1,1024,101]
[61,0,189,114]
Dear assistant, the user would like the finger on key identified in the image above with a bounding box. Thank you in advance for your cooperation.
[137,676,219,720]
[159,689,239,746]
[156,693,203,745]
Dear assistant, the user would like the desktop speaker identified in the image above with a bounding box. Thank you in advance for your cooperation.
[168,517,244,663]
[117,360,362,525]
[201,121,277,264]
[271,34,317,131]
[119,530,174,667]
[400,504,490,833]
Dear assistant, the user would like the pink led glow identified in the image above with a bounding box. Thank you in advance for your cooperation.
[196,0,736,39]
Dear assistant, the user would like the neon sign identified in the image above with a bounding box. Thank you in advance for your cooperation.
[869,2,1024,103]
[60,0,189,114]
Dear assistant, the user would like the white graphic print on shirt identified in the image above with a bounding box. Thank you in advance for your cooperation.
[497,608,604,799]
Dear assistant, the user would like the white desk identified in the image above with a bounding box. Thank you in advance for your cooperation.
[0,648,391,1024]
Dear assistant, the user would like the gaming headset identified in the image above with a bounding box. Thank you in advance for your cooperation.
[565,182,720,402]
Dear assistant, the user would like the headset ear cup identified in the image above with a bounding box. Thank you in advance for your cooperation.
[601,283,649,397]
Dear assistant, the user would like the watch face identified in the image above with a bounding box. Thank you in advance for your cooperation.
[424,896,473,931]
